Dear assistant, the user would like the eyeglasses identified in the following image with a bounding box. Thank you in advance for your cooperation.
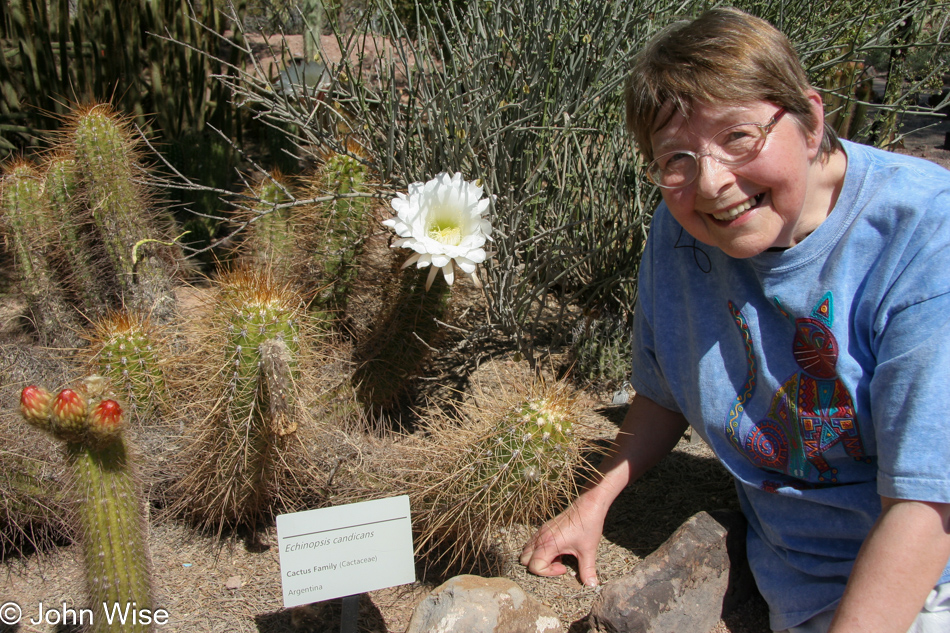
[646,108,786,190]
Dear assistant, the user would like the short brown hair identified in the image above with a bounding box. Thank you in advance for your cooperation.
[625,7,840,162]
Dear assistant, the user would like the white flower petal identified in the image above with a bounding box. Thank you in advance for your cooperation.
[401,252,422,268]
[383,172,494,279]
[430,253,451,268]
[441,263,455,286]
[425,265,440,290]
[454,255,479,273]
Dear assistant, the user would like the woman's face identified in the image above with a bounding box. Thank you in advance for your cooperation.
[650,95,840,259]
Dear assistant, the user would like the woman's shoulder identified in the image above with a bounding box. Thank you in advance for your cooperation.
[843,138,950,185]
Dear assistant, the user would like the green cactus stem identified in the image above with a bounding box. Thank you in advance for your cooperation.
[0,161,82,347]
[223,269,301,440]
[19,381,154,633]
[174,268,306,533]
[299,150,372,312]
[68,103,179,323]
[238,172,295,277]
[84,310,166,424]
[43,153,108,317]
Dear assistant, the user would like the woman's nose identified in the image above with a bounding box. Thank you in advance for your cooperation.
[695,154,736,198]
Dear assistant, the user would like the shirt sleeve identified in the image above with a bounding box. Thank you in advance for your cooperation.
[871,289,950,503]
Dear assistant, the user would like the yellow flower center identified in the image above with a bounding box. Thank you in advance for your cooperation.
[427,219,463,246]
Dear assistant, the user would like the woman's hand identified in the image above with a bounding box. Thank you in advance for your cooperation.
[520,494,608,587]
[520,394,689,588]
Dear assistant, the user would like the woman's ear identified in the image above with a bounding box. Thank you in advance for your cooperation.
[804,89,827,159]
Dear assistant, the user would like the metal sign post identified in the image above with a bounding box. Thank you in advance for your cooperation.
[340,594,361,633]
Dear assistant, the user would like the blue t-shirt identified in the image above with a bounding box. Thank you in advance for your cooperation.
[629,139,950,630]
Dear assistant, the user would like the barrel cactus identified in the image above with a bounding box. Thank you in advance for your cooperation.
[405,369,596,573]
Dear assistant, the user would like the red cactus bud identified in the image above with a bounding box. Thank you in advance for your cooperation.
[88,399,123,439]
[51,388,88,433]
[20,385,52,427]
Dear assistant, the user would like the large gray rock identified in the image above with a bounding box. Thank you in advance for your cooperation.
[405,575,564,633]
[587,510,754,633]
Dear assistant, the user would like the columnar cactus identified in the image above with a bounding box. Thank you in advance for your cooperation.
[68,103,179,324]
[19,379,154,633]
[296,150,372,312]
[43,153,108,318]
[0,161,82,346]
[173,268,308,533]
[236,172,295,277]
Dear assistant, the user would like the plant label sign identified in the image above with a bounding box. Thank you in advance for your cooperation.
[276,495,415,608]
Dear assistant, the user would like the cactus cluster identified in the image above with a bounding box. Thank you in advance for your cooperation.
[0,103,180,348]
[18,380,154,632]
[0,0,242,162]
[171,268,315,534]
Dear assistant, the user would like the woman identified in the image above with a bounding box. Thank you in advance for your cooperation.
[521,8,950,632]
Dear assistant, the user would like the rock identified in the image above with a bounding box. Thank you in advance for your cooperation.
[587,510,755,633]
[405,575,563,633]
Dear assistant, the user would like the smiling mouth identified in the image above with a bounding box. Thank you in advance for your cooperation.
[711,193,765,221]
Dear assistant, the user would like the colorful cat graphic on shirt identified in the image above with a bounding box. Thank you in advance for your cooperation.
[726,293,869,483]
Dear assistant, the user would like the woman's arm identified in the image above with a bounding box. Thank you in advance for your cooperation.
[520,394,689,587]
[830,497,950,633]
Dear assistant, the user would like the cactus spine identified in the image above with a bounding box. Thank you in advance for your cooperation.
[19,380,154,632]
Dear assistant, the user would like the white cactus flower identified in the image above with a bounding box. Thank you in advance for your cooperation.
[383,172,493,290]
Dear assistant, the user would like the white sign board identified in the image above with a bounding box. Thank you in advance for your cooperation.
[276,495,415,608]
